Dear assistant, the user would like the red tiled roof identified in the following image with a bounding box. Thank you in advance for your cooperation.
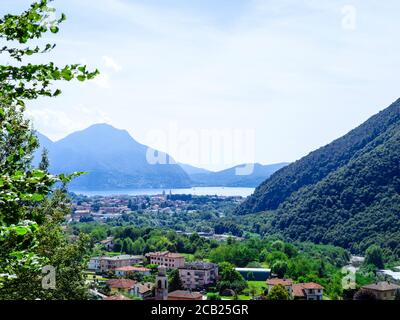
[292,283,324,298]
[292,284,306,298]
[115,266,150,272]
[301,282,324,290]
[106,279,136,289]
[104,294,131,300]
[266,278,293,286]
[362,282,400,291]
[168,290,203,299]
[146,251,184,259]
[136,283,154,294]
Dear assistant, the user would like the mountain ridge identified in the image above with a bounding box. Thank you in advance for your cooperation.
[235,98,400,255]
[35,124,286,190]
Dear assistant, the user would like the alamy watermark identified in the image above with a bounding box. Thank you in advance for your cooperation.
[42,265,56,290]
[145,123,256,175]
[341,5,357,31]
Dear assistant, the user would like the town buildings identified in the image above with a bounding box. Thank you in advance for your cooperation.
[100,237,114,251]
[361,281,400,300]
[146,251,185,269]
[292,283,324,300]
[89,255,145,273]
[266,278,294,297]
[168,290,203,301]
[106,279,136,294]
[266,278,324,300]
[131,282,154,299]
[155,266,169,300]
[178,261,218,290]
[115,266,151,277]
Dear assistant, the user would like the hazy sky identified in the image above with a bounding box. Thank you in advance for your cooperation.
[2,0,400,171]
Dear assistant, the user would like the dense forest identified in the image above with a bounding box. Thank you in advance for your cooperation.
[236,100,400,258]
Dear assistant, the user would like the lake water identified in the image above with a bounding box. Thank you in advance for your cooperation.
[72,187,255,197]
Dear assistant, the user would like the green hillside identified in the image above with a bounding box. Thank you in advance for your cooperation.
[236,99,400,256]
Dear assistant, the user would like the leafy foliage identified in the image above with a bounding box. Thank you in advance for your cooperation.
[0,0,97,298]
[267,284,290,300]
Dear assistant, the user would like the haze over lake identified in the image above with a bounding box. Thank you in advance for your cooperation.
[73,187,255,197]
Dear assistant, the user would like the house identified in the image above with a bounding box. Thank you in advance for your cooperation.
[266,278,293,297]
[293,283,324,300]
[88,257,101,271]
[361,282,400,300]
[178,261,218,290]
[236,268,271,281]
[131,282,154,299]
[145,251,185,269]
[168,290,203,301]
[88,255,145,273]
[100,237,114,251]
[115,266,151,278]
[104,294,132,300]
[106,279,137,294]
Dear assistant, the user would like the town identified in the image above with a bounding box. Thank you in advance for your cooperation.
[69,193,400,301]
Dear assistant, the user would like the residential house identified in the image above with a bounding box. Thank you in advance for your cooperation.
[88,257,101,271]
[145,251,185,269]
[88,255,145,273]
[361,282,400,300]
[266,278,294,297]
[100,237,114,251]
[168,290,203,301]
[131,282,154,299]
[104,294,132,300]
[115,266,151,278]
[106,279,136,294]
[178,261,218,290]
[293,283,324,300]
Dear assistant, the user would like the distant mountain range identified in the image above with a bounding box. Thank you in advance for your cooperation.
[183,163,288,187]
[34,124,287,190]
[235,98,400,254]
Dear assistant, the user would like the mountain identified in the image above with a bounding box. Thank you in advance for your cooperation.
[182,163,288,187]
[235,98,400,255]
[178,163,211,175]
[35,124,191,190]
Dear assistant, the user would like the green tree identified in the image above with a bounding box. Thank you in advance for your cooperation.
[267,285,290,300]
[132,237,145,255]
[271,240,285,252]
[122,238,134,254]
[364,245,384,269]
[0,0,98,298]
[38,148,50,172]
[217,262,247,294]
[168,269,183,292]
[272,260,288,279]
[207,292,221,300]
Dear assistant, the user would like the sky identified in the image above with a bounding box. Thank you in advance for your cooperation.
[2,0,400,171]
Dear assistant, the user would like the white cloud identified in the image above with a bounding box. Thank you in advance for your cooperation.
[92,72,111,89]
[14,0,400,169]
[26,105,111,140]
[102,55,122,72]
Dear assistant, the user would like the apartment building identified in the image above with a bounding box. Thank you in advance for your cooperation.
[145,251,185,269]
[178,261,218,290]
[88,255,145,273]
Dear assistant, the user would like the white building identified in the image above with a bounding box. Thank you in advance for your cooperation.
[179,262,218,290]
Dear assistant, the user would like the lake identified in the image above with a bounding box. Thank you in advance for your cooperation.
[72,187,255,197]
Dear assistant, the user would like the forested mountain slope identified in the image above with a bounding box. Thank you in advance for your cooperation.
[235,99,400,254]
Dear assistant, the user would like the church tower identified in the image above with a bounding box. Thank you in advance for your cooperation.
[155,265,168,300]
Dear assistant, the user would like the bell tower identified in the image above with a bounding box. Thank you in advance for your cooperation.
[155,265,168,300]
